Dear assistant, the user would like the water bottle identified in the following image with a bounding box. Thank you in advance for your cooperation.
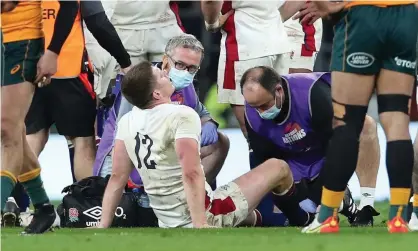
[133,188,151,209]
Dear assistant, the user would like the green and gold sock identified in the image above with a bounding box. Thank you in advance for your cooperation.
[318,187,344,222]
[389,188,410,221]
[1,171,17,209]
[18,168,49,206]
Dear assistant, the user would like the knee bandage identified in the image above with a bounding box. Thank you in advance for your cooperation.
[332,100,368,135]
[377,94,410,115]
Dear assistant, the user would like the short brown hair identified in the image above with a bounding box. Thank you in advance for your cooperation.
[121,61,155,109]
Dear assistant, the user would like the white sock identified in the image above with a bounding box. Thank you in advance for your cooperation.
[359,187,375,209]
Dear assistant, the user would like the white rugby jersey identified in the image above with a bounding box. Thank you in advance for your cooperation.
[284,17,322,56]
[102,0,181,30]
[220,0,291,61]
[116,104,213,228]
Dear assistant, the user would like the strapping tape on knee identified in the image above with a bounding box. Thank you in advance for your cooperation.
[377,94,410,115]
[332,99,368,134]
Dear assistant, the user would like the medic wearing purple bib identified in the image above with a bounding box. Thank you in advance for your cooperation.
[241,67,379,227]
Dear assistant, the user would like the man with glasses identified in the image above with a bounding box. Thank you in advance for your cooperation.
[94,34,229,190]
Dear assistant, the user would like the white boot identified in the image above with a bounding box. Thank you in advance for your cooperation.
[409,212,418,231]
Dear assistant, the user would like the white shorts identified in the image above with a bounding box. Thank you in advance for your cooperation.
[206,181,248,227]
[85,43,117,99]
[287,42,318,71]
[115,24,184,66]
[217,54,290,105]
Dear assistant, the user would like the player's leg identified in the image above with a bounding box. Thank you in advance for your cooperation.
[207,158,295,227]
[20,128,56,234]
[304,6,380,233]
[377,5,417,232]
[216,56,247,137]
[0,31,19,227]
[9,85,49,229]
[410,132,418,231]
[200,132,230,187]
[352,115,381,225]
[52,77,97,181]
[1,39,43,212]
[377,69,414,229]
[20,80,57,234]
[250,194,289,227]
[237,159,309,224]
[249,148,313,227]
[1,91,28,226]
[25,84,51,158]
[313,24,381,224]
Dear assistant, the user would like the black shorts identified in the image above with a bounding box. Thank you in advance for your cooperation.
[25,76,96,137]
[295,177,322,205]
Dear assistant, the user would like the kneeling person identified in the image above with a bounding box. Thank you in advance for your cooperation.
[242,68,380,227]
[95,34,228,189]
[99,62,301,228]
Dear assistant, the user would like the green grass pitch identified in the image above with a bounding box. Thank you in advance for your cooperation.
[1,202,417,251]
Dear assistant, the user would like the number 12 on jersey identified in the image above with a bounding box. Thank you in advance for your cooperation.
[134,133,156,169]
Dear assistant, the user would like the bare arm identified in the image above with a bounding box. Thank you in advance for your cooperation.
[279,1,306,22]
[47,0,79,55]
[201,0,223,24]
[312,0,347,15]
[98,139,133,228]
[293,0,347,25]
[175,138,208,227]
[173,108,208,227]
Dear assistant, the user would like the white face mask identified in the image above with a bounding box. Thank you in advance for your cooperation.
[257,95,282,120]
[169,67,195,90]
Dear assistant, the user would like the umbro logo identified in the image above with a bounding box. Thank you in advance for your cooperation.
[83,206,102,220]
[83,206,127,221]
[362,193,372,197]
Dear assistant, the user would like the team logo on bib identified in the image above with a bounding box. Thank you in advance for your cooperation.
[171,92,184,105]
[283,122,306,144]
[346,52,375,68]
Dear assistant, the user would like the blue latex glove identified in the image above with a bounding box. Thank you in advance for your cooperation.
[201,121,218,147]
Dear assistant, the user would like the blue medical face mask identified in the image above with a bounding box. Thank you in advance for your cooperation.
[257,96,281,120]
[169,67,195,90]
